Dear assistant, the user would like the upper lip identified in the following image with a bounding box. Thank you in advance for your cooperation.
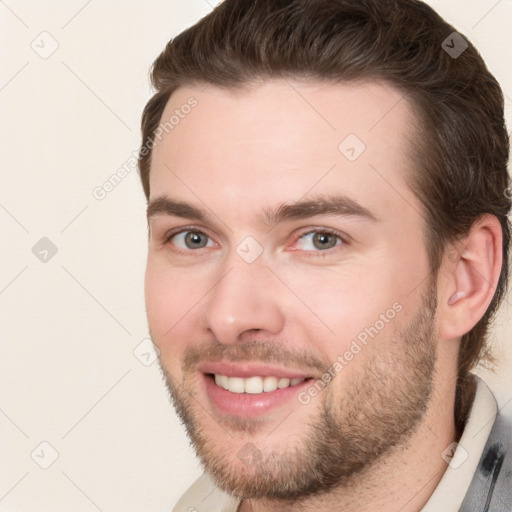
[197,361,316,379]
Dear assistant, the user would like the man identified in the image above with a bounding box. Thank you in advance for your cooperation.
[138,0,511,510]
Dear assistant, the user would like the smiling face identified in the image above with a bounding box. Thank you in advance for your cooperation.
[145,79,442,498]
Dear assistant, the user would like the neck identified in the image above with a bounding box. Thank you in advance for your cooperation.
[239,374,474,512]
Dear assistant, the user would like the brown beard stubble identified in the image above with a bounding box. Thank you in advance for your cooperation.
[160,276,438,501]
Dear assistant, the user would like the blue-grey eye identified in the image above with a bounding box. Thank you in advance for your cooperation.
[171,231,213,250]
[297,232,342,251]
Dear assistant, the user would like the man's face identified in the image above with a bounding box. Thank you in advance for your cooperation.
[145,80,439,498]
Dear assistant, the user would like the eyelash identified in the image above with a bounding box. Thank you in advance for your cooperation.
[162,226,348,257]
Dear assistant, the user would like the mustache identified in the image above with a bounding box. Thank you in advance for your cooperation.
[182,339,331,375]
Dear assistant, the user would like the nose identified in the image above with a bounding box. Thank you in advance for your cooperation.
[201,255,286,346]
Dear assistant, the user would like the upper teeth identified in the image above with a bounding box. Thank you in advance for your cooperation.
[214,374,305,394]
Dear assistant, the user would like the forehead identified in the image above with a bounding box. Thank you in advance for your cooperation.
[149,79,422,225]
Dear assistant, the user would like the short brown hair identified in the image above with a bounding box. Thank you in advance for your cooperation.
[138,0,511,380]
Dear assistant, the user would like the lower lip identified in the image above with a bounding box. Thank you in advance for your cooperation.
[201,373,314,418]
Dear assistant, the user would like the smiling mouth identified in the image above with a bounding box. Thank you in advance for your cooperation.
[206,373,314,394]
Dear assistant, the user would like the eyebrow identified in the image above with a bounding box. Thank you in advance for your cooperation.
[146,194,379,226]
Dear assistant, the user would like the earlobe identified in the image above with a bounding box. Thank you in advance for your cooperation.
[438,215,502,340]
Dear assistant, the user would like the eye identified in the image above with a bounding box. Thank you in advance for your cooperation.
[295,230,345,252]
[165,230,215,251]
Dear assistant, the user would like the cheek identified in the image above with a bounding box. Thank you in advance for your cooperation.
[144,258,202,355]
[278,261,397,348]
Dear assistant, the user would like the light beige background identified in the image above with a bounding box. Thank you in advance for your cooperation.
[0,1,511,510]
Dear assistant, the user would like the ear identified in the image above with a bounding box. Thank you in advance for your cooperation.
[437,214,503,340]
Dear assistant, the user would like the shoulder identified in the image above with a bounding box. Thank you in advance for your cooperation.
[460,398,512,511]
